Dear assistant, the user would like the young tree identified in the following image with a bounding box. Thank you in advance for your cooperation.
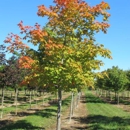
[4,0,111,129]
[105,66,128,104]
[6,55,26,115]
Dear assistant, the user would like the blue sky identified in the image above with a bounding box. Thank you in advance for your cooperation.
[0,0,130,71]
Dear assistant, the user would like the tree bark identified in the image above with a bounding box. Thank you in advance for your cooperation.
[122,91,125,99]
[74,93,77,110]
[76,92,80,108]
[108,90,111,100]
[69,92,74,122]
[115,91,117,102]
[127,91,129,98]
[29,90,32,109]
[117,92,119,105]
[56,89,62,130]
[1,87,4,119]
[35,94,38,109]
[42,92,44,106]
[105,90,107,98]
[15,88,18,115]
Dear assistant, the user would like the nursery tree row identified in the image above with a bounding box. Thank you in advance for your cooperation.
[95,66,130,103]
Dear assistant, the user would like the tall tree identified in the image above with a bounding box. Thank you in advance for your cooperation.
[4,0,111,129]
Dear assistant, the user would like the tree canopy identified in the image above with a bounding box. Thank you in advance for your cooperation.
[4,0,112,92]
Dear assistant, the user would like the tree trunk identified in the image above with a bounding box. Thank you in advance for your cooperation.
[24,89,27,101]
[76,92,80,108]
[56,90,58,102]
[14,88,16,104]
[29,90,32,109]
[108,90,110,100]
[33,90,35,100]
[56,89,62,130]
[34,89,38,108]
[95,89,98,95]
[39,91,41,97]
[6,90,8,97]
[125,91,127,99]
[97,89,100,96]
[35,93,38,109]
[117,92,119,105]
[69,92,74,122]
[72,93,75,115]
[42,93,44,106]
[115,91,117,102]
[105,90,107,97]
[24,89,27,95]
[1,87,4,119]
[15,88,18,115]
[110,91,112,101]
[127,91,129,98]
[74,93,77,110]
[122,91,124,99]
[101,89,103,97]
[10,92,13,99]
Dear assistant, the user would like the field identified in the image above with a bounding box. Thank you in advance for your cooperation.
[1,90,130,130]
[86,91,130,130]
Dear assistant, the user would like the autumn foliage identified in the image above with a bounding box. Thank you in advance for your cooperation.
[4,0,111,91]
[18,56,35,69]
[3,1,112,130]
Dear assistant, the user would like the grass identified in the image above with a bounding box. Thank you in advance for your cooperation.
[86,91,130,130]
[0,95,71,130]
[3,90,130,129]
[0,94,54,118]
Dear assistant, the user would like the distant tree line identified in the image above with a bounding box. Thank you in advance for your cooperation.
[95,66,130,104]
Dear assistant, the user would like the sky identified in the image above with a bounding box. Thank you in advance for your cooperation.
[0,0,130,71]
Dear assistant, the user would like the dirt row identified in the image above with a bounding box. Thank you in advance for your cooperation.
[49,93,88,130]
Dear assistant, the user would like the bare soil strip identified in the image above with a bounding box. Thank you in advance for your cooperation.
[60,93,88,130]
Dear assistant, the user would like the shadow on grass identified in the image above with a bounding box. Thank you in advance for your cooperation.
[0,120,13,129]
[98,95,130,106]
[62,98,71,106]
[82,93,106,104]
[3,96,27,103]
[10,111,34,117]
[0,108,57,129]
[0,120,45,130]
[119,98,130,105]
[71,115,130,130]
[9,107,57,118]
[0,95,71,129]
[34,108,57,118]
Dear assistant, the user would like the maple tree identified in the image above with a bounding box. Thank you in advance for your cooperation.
[4,0,111,129]
[6,55,27,115]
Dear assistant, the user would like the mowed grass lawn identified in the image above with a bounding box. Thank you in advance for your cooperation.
[86,91,130,130]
